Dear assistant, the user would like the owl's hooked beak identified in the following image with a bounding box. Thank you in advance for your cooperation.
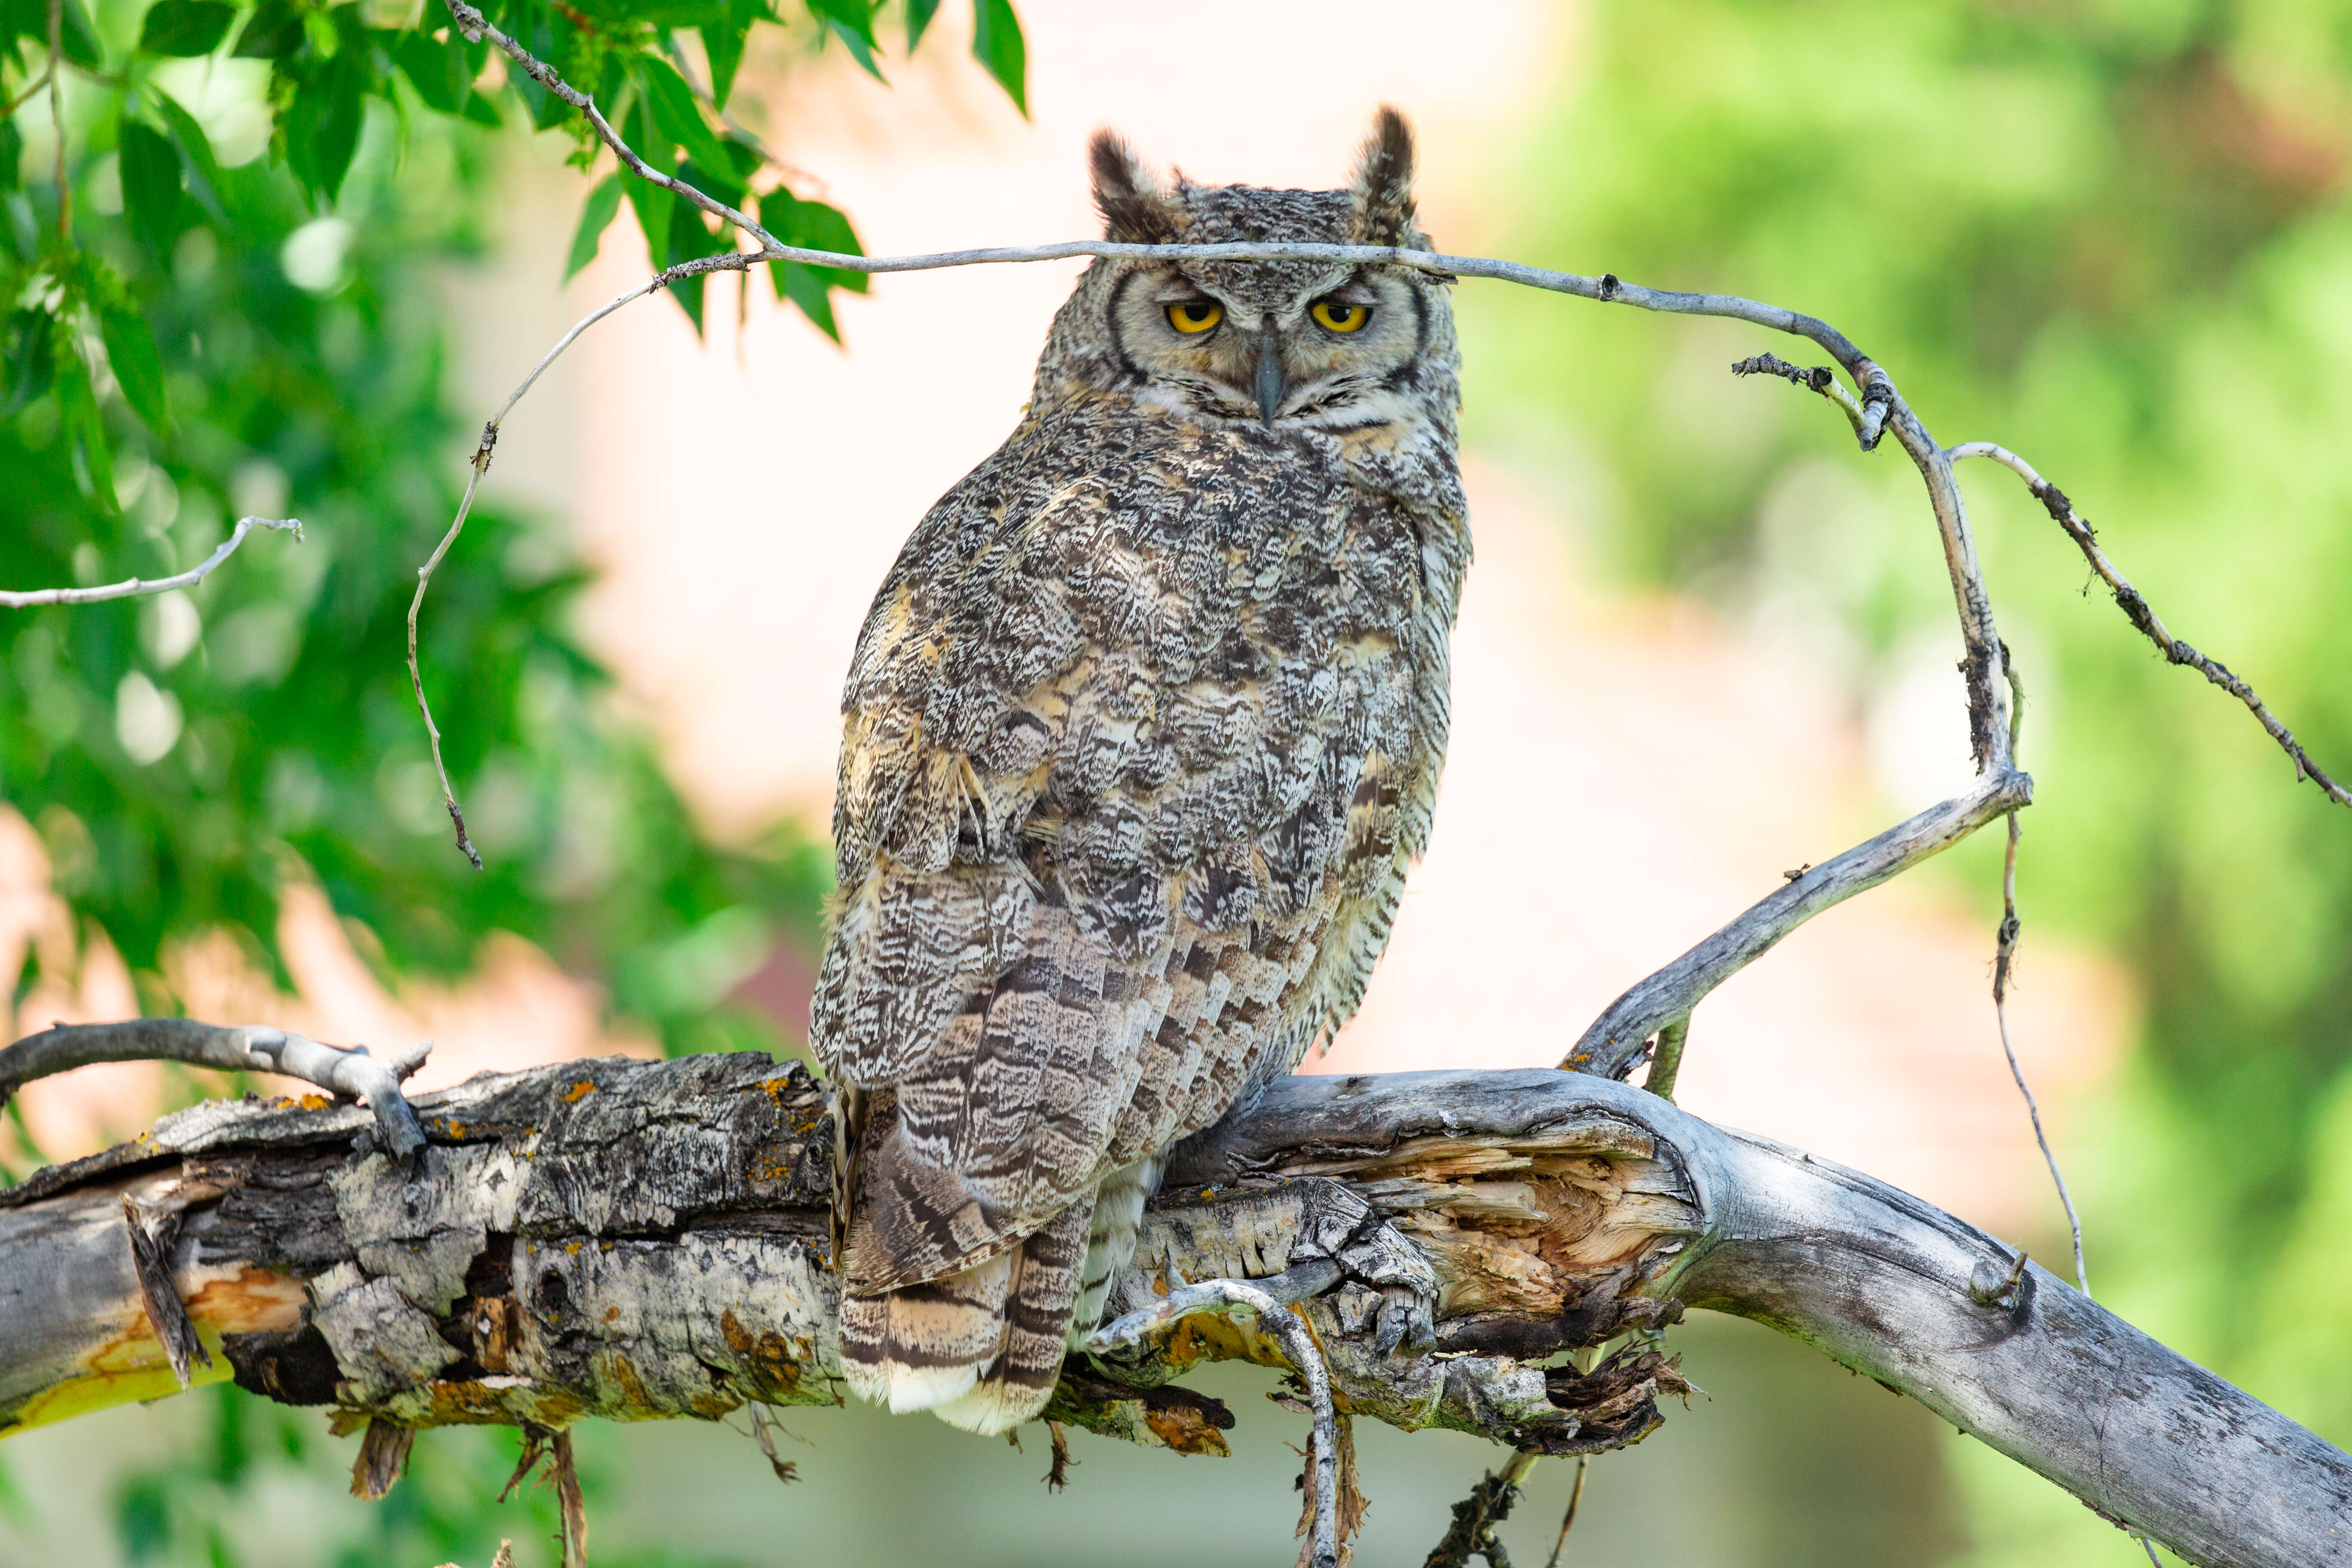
[1254,317,1287,426]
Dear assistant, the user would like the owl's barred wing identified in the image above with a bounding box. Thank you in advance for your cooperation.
[815,406,1435,1296]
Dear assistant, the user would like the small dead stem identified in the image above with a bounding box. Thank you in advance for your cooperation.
[1990,662,2089,1297]
[1540,1456,1588,1568]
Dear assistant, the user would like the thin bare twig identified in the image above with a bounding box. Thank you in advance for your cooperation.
[1951,440,2350,809]
[747,1404,800,1485]
[407,432,491,870]
[3,62,54,120]
[0,516,302,608]
[1091,1278,1341,1568]
[0,1018,431,1166]
[1731,351,1867,436]
[46,0,66,243]
[1540,1455,1588,1568]
[1991,665,2089,1296]
[1043,1419,1072,1491]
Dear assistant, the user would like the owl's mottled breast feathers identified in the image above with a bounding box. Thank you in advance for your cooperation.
[812,108,1467,1434]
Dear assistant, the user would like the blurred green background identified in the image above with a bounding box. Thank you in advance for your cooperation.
[6,0,2352,1562]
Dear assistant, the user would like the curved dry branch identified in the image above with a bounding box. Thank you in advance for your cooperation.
[0,1019,431,1165]
[1952,440,2352,809]
[1566,765,2032,1078]
[0,1056,2339,1567]
[0,516,302,609]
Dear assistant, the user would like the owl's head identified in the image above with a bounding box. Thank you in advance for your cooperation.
[1033,109,1458,436]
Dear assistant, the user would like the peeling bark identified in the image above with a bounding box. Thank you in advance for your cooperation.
[0,1057,2343,1568]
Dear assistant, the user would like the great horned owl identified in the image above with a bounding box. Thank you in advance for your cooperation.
[811,108,1468,1436]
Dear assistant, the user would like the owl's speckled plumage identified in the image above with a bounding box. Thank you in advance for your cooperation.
[811,109,1470,1434]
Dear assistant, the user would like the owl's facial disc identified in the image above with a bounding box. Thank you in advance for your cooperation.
[1111,267,1428,429]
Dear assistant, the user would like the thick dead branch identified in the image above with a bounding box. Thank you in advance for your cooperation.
[0,1019,431,1165]
[0,516,302,608]
[0,1054,2337,1567]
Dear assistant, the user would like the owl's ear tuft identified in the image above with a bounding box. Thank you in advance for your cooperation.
[1350,106,1418,246]
[1089,130,1183,245]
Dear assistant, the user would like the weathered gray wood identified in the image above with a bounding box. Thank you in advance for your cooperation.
[1676,1125,2352,1568]
[0,1059,2342,1568]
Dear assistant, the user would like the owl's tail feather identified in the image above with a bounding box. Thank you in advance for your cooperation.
[839,1192,1096,1436]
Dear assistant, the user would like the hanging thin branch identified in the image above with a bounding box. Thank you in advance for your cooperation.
[0,516,303,609]
[1951,440,2351,808]
[1990,664,2090,1296]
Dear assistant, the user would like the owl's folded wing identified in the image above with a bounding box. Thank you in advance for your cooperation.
[814,428,1419,1293]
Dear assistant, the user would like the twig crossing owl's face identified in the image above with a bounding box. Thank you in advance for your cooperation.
[1033,109,1461,442]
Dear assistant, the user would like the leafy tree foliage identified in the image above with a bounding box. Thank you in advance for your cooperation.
[0,0,1021,1067]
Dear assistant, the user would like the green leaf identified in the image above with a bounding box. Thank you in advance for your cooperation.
[2,308,56,416]
[460,90,504,127]
[776,261,839,341]
[232,0,303,58]
[620,99,675,266]
[822,15,883,79]
[565,172,623,281]
[567,0,723,26]
[55,349,115,514]
[284,51,367,201]
[393,30,467,113]
[970,0,1024,115]
[98,304,169,434]
[147,89,228,225]
[762,189,866,291]
[55,0,100,68]
[664,192,731,334]
[701,0,763,106]
[905,0,938,52]
[117,117,184,260]
[803,0,874,47]
[504,11,576,129]
[137,0,234,55]
[0,114,23,197]
[637,55,736,185]
[700,25,745,106]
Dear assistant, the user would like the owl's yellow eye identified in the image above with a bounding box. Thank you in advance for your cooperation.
[1167,300,1223,334]
[1311,299,1369,333]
